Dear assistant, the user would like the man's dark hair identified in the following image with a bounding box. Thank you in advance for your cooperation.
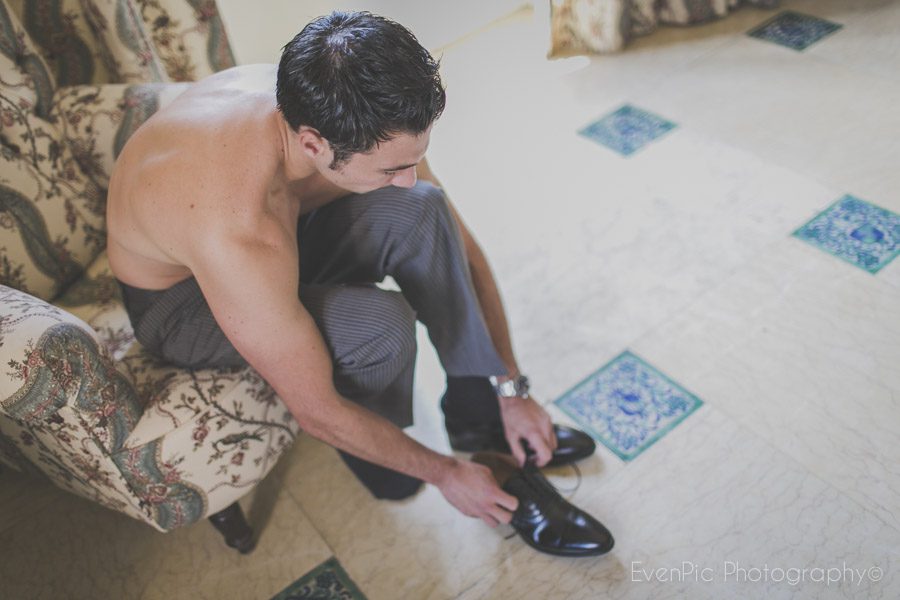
[276,11,446,168]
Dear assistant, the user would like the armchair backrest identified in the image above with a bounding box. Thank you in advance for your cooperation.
[0,0,236,302]
[9,0,236,86]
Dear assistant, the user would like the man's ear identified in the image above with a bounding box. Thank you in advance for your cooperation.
[297,126,329,159]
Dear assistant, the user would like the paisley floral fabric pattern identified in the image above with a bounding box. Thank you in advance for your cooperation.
[13,0,109,86]
[57,249,134,357]
[0,285,150,523]
[51,82,189,189]
[9,0,235,85]
[1,0,296,534]
[549,0,781,56]
[138,0,237,81]
[0,140,106,302]
[1,277,299,532]
[0,0,230,301]
[0,1,56,117]
[0,3,104,302]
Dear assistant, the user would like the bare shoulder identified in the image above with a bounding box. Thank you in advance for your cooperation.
[116,65,279,202]
[108,65,285,279]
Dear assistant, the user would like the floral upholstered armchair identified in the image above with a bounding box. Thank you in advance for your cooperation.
[547,0,780,56]
[0,0,298,552]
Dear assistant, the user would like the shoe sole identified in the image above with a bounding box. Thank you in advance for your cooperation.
[517,531,615,557]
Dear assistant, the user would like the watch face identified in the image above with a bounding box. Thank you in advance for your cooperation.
[492,375,530,397]
[499,380,517,396]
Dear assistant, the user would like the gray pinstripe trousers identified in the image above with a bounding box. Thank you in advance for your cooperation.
[118,182,508,497]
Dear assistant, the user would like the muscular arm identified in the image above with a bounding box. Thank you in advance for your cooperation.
[188,215,517,524]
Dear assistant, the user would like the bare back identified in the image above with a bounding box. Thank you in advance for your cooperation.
[107,64,341,291]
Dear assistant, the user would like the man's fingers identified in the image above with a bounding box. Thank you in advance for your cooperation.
[494,488,519,513]
[532,436,553,467]
[510,436,527,467]
[482,513,500,528]
[490,505,513,525]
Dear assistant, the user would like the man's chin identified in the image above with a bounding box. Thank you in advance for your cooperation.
[355,183,393,194]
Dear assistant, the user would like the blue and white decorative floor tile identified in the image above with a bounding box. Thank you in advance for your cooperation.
[579,105,677,156]
[554,351,703,461]
[793,195,900,274]
[270,557,367,600]
[748,11,843,51]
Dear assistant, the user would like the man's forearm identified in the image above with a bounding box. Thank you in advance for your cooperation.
[299,391,457,485]
[295,390,519,525]
[465,242,519,378]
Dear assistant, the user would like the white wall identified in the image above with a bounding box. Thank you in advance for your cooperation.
[217,0,527,64]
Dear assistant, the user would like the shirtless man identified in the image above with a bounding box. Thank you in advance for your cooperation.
[108,11,590,527]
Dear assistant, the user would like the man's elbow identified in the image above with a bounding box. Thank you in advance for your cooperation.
[277,385,344,439]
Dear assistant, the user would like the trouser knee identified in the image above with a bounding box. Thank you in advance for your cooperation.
[301,285,417,400]
[352,181,457,249]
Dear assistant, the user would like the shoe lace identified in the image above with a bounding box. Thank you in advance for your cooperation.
[523,458,582,494]
[502,462,582,540]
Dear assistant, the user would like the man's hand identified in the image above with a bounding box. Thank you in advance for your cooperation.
[436,458,519,527]
[499,395,557,467]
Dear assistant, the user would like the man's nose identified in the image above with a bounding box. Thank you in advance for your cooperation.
[391,167,417,188]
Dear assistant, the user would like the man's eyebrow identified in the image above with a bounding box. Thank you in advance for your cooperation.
[381,162,418,173]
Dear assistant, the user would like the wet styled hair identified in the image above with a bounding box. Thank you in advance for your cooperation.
[276,11,446,168]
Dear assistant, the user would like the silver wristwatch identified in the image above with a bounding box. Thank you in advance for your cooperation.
[490,374,530,399]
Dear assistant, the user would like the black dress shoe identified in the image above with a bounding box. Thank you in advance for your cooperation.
[442,377,596,467]
[447,421,597,468]
[472,452,614,557]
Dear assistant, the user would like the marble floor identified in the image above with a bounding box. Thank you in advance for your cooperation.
[3,1,900,598]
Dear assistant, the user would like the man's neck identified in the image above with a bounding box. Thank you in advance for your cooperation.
[274,112,317,183]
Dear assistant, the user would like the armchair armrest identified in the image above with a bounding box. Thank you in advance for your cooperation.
[0,285,142,454]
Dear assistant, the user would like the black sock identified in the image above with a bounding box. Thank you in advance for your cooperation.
[337,451,423,500]
[441,376,502,425]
